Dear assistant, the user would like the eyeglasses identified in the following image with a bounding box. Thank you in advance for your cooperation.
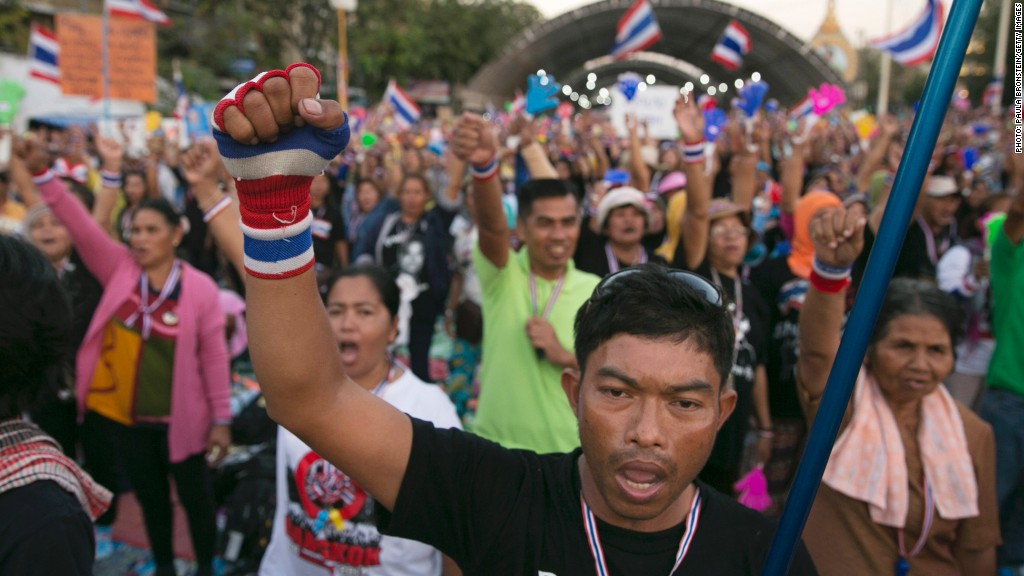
[591,267,727,311]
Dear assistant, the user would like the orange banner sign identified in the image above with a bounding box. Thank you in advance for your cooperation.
[56,14,156,103]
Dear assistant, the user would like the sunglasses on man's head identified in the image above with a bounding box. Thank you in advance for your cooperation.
[591,267,729,312]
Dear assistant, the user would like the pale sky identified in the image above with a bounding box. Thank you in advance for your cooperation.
[526,0,942,45]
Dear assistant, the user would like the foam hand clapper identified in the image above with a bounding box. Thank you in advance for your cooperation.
[526,73,561,116]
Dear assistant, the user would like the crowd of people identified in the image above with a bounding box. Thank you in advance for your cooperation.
[0,58,1022,576]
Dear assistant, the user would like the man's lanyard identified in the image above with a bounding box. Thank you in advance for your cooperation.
[580,489,703,576]
[605,243,647,274]
[529,272,565,320]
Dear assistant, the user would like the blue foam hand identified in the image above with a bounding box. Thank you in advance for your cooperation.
[703,108,728,143]
[617,72,642,103]
[526,74,561,116]
[735,81,770,119]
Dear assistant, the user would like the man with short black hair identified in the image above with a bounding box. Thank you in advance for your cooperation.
[453,115,600,453]
[0,234,111,575]
[211,64,817,575]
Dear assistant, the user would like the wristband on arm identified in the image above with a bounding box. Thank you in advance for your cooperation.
[682,140,706,165]
[809,257,852,293]
[212,63,350,280]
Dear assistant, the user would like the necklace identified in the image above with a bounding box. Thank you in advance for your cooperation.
[580,488,702,576]
[529,270,565,360]
[605,242,648,274]
[369,357,399,397]
[895,478,934,576]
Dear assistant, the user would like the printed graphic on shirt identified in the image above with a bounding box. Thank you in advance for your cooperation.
[285,450,382,571]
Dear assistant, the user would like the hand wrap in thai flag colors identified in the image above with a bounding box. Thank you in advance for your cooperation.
[212,63,351,279]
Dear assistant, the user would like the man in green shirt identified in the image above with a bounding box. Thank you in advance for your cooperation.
[978,181,1024,571]
[452,115,599,453]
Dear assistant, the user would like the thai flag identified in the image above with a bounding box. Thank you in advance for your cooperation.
[105,0,171,26]
[28,24,60,85]
[711,20,751,71]
[385,80,420,130]
[869,0,943,66]
[610,0,662,60]
[789,95,814,121]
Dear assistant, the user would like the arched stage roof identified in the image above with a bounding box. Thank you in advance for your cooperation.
[461,0,842,109]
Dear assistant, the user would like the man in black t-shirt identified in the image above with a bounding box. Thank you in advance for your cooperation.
[215,70,819,575]
[0,235,112,575]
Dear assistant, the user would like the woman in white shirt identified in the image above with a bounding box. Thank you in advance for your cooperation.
[260,265,462,576]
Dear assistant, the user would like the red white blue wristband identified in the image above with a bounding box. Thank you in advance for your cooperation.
[239,210,314,279]
[202,195,232,223]
[810,257,852,293]
[470,156,499,181]
[812,257,853,280]
[100,170,123,189]
[682,140,706,165]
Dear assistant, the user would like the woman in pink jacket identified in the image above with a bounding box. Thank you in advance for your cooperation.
[15,140,231,576]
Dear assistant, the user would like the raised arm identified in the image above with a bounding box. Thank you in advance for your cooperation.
[797,205,866,411]
[512,116,558,180]
[674,96,712,270]
[780,137,807,218]
[180,139,245,276]
[854,115,899,194]
[730,120,768,211]
[626,114,651,193]
[213,64,412,510]
[452,113,508,269]
[11,136,129,285]
[92,136,125,234]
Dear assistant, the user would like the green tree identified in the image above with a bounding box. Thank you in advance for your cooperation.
[959,0,1001,104]
[155,0,541,103]
[0,4,29,54]
[349,0,542,99]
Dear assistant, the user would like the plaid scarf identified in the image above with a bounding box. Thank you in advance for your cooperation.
[0,419,112,520]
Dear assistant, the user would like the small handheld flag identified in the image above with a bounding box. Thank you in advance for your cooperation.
[384,80,421,130]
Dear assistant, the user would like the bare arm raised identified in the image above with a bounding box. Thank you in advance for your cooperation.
[213,64,411,510]
[451,113,509,269]
[675,96,712,270]
[796,205,866,410]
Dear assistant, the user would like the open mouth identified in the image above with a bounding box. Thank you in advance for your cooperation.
[338,341,360,364]
[616,462,666,502]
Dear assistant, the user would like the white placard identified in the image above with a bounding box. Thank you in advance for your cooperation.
[608,85,681,141]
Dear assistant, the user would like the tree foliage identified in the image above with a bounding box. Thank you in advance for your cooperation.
[157,0,541,101]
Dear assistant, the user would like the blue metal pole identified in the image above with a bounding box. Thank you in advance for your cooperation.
[760,0,984,573]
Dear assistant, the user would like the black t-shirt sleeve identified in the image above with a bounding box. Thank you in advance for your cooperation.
[0,481,95,575]
[380,417,542,573]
